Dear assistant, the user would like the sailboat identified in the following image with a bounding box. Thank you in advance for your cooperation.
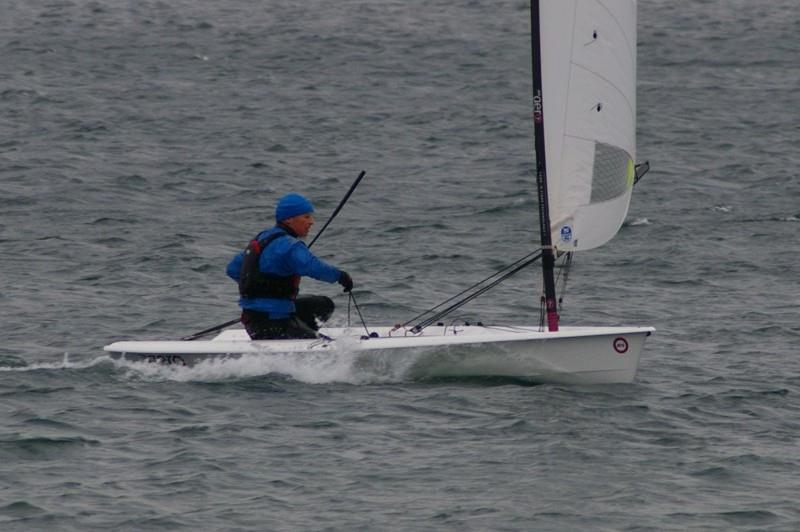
[104,0,654,384]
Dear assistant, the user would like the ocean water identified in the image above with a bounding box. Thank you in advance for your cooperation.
[2,0,799,530]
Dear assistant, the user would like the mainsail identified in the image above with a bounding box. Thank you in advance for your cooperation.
[540,0,637,252]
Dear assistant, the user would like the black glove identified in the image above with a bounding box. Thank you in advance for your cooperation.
[338,271,353,293]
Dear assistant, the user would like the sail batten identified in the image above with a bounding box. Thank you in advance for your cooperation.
[539,0,637,252]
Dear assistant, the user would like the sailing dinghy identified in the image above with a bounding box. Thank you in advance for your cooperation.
[105,0,653,384]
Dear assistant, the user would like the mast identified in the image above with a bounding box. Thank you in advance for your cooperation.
[530,0,559,332]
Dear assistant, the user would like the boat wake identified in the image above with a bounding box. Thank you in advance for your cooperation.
[1,350,399,385]
[104,338,427,385]
[0,353,106,372]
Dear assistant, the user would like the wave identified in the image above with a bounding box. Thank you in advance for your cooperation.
[0,353,106,373]
[106,339,405,385]
[10,340,555,386]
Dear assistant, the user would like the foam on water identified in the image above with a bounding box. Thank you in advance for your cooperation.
[110,348,363,384]
[0,352,104,372]
[627,217,651,226]
[104,344,441,385]
[1,341,459,386]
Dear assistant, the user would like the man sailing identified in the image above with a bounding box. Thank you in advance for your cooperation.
[226,192,354,339]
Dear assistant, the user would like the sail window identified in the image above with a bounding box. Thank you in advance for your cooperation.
[590,142,631,203]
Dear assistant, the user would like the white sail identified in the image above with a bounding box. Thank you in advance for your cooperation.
[540,0,637,251]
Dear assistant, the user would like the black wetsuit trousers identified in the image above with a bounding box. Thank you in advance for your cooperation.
[241,295,335,340]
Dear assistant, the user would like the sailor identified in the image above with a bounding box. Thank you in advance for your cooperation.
[226,192,354,339]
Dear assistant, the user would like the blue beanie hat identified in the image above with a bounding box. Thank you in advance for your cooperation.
[275,192,314,221]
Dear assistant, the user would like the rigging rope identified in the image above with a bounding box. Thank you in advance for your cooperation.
[347,291,371,337]
[556,251,573,311]
[401,249,544,334]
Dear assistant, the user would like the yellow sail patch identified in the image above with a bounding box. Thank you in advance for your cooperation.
[626,158,635,188]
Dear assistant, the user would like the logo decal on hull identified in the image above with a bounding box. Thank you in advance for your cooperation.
[613,337,629,354]
[144,354,187,366]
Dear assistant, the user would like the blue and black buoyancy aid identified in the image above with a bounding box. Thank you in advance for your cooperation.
[238,231,301,300]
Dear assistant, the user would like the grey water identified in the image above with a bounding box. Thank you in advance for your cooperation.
[1,0,799,529]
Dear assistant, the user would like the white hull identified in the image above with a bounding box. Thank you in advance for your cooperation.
[104,325,654,385]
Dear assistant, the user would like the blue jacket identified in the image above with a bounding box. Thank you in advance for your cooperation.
[227,226,341,318]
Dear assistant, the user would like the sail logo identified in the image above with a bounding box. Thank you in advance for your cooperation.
[533,91,543,123]
[560,225,572,242]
